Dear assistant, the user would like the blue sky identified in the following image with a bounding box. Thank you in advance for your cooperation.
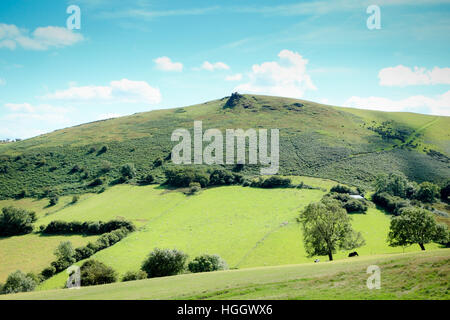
[0,0,449,139]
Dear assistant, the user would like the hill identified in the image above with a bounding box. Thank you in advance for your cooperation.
[0,178,442,290]
[0,94,449,199]
[3,249,448,300]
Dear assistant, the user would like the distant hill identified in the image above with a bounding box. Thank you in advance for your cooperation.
[0,94,449,199]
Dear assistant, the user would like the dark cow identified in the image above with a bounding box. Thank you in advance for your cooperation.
[348,251,359,257]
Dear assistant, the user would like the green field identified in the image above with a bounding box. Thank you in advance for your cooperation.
[3,249,448,300]
[0,176,440,291]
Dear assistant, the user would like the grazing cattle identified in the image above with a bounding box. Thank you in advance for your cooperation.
[348,251,359,257]
[314,259,320,263]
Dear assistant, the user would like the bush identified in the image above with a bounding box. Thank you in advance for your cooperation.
[41,219,135,235]
[441,181,450,203]
[88,177,104,187]
[139,174,154,185]
[374,173,409,198]
[209,169,236,186]
[0,206,37,236]
[120,163,136,179]
[188,182,201,194]
[1,270,36,294]
[372,192,410,215]
[141,248,188,278]
[330,184,352,194]
[49,195,59,206]
[71,195,79,204]
[415,182,440,203]
[74,246,95,261]
[165,167,209,188]
[41,266,56,279]
[122,270,148,282]
[51,241,76,272]
[80,260,117,286]
[344,199,368,213]
[260,176,291,188]
[188,254,227,273]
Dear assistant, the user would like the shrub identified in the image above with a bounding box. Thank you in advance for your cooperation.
[0,206,37,236]
[441,181,450,203]
[260,176,291,188]
[41,266,56,279]
[372,192,410,215]
[165,167,209,187]
[52,241,76,272]
[188,254,227,273]
[120,163,136,179]
[71,195,80,204]
[122,270,148,282]
[1,271,36,294]
[209,169,236,186]
[49,195,59,206]
[139,174,154,184]
[153,158,163,167]
[188,182,201,194]
[415,182,440,203]
[330,184,352,194]
[374,173,409,198]
[74,246,95,261]
[141,248,188,278]
[89,177,104,187]
[99,145,108,154]
[344,199,368,213]
[80,260,117,286]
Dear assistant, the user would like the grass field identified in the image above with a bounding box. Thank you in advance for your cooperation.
[3,249,448,300]
[0,178,431,291]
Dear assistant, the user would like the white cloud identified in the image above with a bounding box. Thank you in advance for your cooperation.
[234,49,316,98]
[379,65,450,86]
[344,90,450,116]
[43,79,162,104]
[154,56,183,72]
[225,73,243,81]
[0,23,83,50]
[201,61,230,71]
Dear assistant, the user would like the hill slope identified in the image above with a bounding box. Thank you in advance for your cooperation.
[3,249,448,300]
[0,94,449,199]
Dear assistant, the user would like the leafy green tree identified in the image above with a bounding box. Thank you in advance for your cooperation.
[440,180,450,203]
[1,270,36,294]
[415,182,440,203]
[122,270,148,282]
[298,199,365,261]
[0,206,37,236]
[188,254,228,273]
[388,207,448,250]
[141,248,188,278]
[374,173,409,198]
[80,260,117,286]
[51,241,76,272]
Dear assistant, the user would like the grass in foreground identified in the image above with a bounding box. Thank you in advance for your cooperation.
[2,249,448,300]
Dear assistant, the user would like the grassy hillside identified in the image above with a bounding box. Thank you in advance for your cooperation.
[0,94,448,199]
[3,249,448,300]
[0,178,439,291]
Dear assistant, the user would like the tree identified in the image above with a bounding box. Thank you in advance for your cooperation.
[374,173,408,198]
[415,182,440,203]
[188,254,227,273]
[0,206,37,236]
[52,241,76,272]
[122,270,147,282]
[141,248,188,278]
[298,199,365,261]
[80,260,117,286]
[388,207,448,250]
[1,270,36,294]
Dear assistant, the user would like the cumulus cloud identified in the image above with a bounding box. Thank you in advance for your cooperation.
[344,90,450,116]
[201,61,230,71]
[42,79,162,104]
[225,73,243,81]
[0,23,83,50]
[234,49,316,98]
[154,56,183,72]
[379,65,450,86]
